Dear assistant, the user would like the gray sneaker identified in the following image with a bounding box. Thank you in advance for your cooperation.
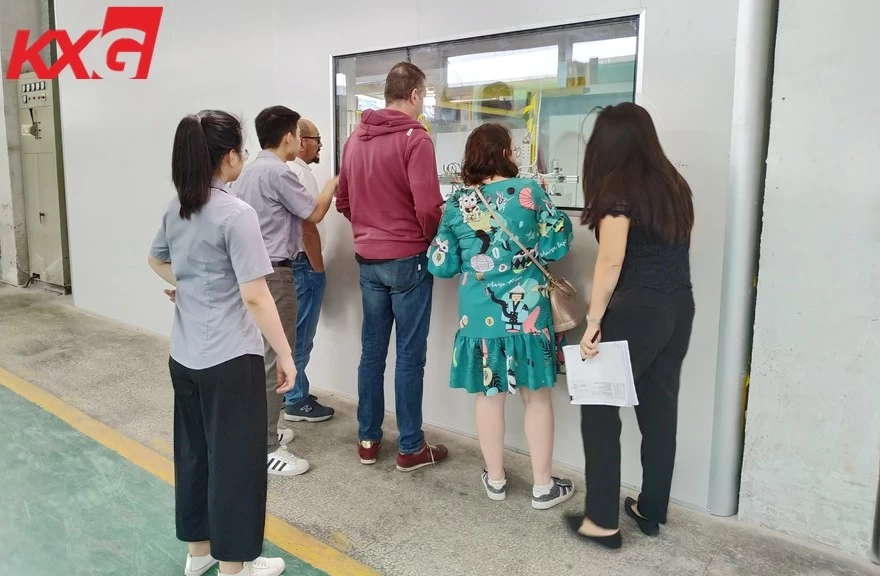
[532,476,575,510]
[481,469,507,501]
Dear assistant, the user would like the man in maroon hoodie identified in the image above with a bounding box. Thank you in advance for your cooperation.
[336,62,448,472]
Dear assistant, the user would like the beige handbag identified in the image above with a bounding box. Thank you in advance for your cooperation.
[473,187,584,333]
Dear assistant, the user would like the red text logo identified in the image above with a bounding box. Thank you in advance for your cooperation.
[5,6,163,80]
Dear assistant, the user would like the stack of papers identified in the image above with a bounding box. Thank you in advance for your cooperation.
[562,342,639,407]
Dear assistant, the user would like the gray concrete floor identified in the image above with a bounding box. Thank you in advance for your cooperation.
[0,285,877,576]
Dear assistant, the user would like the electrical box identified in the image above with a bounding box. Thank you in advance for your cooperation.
[17,72,70,292]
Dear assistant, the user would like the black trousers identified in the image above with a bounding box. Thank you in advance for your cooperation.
[580,286,695,529]
[169,354,268,562]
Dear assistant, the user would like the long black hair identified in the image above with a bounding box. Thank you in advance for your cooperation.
[171,110,243,219]
[581,103,694,244]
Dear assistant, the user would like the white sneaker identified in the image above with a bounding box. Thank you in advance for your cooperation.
[218,556,285,576]
[267,446,309,476]
[185,553,217,576]
[277,428,293,446]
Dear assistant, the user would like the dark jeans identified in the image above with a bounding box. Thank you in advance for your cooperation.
[580,286,695,529]
[357,253,433,454]
[170,354,267,562]
[284,255,326,406]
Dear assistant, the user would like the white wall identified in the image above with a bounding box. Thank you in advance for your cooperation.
[56,0,740,509]
[0,0,47,286]
[0,40,18,284]
[739,0,880,558]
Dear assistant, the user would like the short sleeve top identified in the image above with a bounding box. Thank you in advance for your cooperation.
[150,182,273,369]
[232,151,317,261]
[602,200,691,292]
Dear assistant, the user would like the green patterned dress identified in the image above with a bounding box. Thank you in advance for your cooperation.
[428,178,573,396]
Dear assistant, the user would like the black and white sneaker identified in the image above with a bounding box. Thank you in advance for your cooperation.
[532,476,575,510]
[481,469,507,501]
[267,446,309,476]
[284,397,334,422]
[277,428,293,446]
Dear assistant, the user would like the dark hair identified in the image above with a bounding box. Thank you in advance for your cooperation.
[460,123,519,186]
[255,105,300,149]
[384,62,426,104]
[580,103,694,244]
[171,110,243,220]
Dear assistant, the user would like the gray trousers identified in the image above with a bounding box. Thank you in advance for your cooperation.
[264,265,297,453]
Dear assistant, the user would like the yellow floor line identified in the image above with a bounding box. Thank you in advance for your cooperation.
[0,366,380,576]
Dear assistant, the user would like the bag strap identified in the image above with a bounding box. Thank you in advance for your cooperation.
[472,185,556,284]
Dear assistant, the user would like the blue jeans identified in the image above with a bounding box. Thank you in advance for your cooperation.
[284,256,326,406]
[357,253,433,454]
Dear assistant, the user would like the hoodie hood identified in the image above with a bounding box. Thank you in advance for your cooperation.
[357,108,426,141]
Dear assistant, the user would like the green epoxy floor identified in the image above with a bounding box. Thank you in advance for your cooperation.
[0,385,326,576]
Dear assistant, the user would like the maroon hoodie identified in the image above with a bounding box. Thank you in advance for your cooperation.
[336,108,442,260]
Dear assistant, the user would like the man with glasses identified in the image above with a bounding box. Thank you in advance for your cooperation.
[233,106,337,476]
[283,119,335,422]
[336,63,448,472]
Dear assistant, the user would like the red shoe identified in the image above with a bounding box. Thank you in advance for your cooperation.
[396,442,448,472]
[358,440,381,465]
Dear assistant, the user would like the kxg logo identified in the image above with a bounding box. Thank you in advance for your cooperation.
[5,6,163,80]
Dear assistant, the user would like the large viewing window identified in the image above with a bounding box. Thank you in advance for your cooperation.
[333,17,640,210]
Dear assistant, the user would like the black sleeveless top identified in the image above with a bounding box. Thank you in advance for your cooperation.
[606,202,691,292]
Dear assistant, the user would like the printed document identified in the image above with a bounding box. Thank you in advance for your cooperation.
[562,342,638,407]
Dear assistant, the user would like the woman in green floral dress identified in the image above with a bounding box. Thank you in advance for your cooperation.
[428,123,575,509]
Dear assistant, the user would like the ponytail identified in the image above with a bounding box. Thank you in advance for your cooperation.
[171,110,243,220]
[172,115,212,219]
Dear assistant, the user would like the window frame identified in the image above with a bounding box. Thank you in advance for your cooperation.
[331,14,643,211]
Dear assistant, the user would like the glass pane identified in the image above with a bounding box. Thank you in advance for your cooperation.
[333,17,639,210]
[333,49,409,172]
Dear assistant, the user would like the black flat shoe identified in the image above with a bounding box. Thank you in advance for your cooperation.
[624,497,660,536]
[564,514,622,549]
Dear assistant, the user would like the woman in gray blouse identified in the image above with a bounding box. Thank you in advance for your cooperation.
[148,110,294,576]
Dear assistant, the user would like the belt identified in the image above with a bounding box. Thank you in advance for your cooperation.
[271,259,292,268]
[293,252,309,261]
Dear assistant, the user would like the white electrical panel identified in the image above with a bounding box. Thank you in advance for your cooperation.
[17,72,70,291]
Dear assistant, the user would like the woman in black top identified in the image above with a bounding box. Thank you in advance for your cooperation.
[566,103,695,548]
